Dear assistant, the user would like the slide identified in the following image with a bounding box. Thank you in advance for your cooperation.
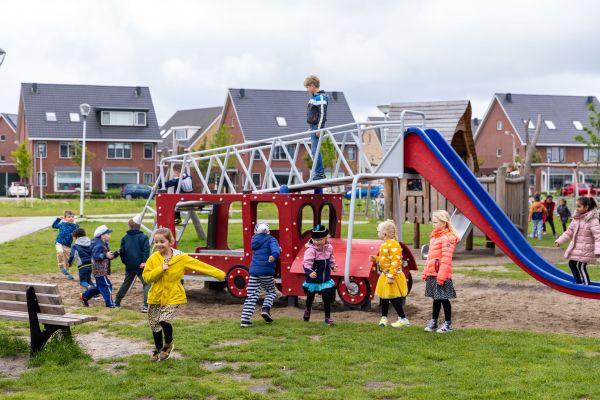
[400,126,600,300]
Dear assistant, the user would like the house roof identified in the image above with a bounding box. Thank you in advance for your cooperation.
[20,83,161,142]
[493,93,600,145]
[159,106,222,151]
[0,113,17,131]
[227,88,355,141]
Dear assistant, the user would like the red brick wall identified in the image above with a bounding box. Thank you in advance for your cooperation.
[0,117,17,174]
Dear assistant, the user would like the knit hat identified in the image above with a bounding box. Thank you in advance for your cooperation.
[94,225,112,238]
[255,222,270,234]
[311,224,329,239]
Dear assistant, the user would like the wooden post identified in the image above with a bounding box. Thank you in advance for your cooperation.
[413,222,420,249]
[465,229,473,251]
[384,178,394,220]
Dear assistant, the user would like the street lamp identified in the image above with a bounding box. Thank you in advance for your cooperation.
[377,104,390,145]
[79,103,91,217]
[504,130,516,164]
[0,48,6,67]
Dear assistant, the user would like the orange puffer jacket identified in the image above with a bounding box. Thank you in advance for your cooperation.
[422,228,459,284]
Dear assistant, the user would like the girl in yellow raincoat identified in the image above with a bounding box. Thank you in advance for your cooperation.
[143,228,225,361]
[370,220,409,328]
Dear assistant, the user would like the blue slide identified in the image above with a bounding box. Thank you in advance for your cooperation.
[402,126,600,299]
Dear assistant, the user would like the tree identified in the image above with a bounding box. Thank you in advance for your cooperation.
[521,114,542,236]
[303,136,337,170]
[11,142,32,182]
[574,102,600,186]
[209,125,236,169]
[71,140,96,167]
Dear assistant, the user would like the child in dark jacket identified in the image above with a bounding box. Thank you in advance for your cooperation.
[161,164,193,223]
[68,228,94,291]
[52,210,79,280]
[115,217,151,312]
[304,74,328,181]
[81,225,117,308]
[302,224,337,325]
[240,223,281,327]
[557,198,572,232]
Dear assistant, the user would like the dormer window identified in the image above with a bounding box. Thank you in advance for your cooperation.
[174,129,188,140]
[544,120,556,130]
[46,112,56,122]
[522,119,535,130]
[573,120,584,130]
[100,110,147,126]
[69,113,80,122]
[276,117,288,127]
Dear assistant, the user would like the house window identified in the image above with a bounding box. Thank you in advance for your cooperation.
[46,112,57,122]
[55,171,91,192]
[100,111,147,126]
[36,172,47,187]
[546,147,565,162]
[496,121,502,131]
[136,112,147,126]
[523,119,535,130]
[496,148,502,157]
[0,135,4,142]
[347,146,356,161]
[573,121,584,130]
[252,173,261,186]
[276,117,287,127]
[583,148,600,162]
[144,143,153,159]
[253,149,261,160]
[107,143,132,159]
[69,113,80,122]
[272,145,295,160]
[544,120,556,130]
[0,155,5,162]
[59,142,75,158]
[143,172,154,185]
[174,129,187,140]
[230,118,235,128]
[103,171,138,191]
[37,142,47,158]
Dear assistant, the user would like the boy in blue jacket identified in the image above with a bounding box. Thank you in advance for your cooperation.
[68,228,94,291]
[52,210,79,280]
[240,222,281,327]
[304,74,328,181]
[81,225,117,308]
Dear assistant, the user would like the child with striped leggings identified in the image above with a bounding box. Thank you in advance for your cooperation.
[240,222,281,327]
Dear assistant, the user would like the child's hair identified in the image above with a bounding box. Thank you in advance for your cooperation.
[432,210,458,237]
[128,219,141,230]
[546,195,553,201]
[72,228,86,239]
[304,74,320,88]
[172,164,182,173]
[559,198,567,204]
[64,210,74,217]
[576,196,597,211]
[377,219,398,241]
[533,194,541,202]
[154,227,174,243]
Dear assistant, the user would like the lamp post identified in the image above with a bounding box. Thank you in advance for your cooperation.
[38,144,43,199]
[79,103,91,217]
[0,48,6,67]
[504,130,515,164]
[377,104,390,145]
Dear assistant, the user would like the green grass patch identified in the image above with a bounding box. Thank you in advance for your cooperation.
[0,198,150,217]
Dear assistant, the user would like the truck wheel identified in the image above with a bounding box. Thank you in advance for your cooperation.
[226,265,249,298]
[337,277,370,307]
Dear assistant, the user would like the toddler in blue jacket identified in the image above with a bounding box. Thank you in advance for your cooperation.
[52,210,79,280]
[240,222,281,327]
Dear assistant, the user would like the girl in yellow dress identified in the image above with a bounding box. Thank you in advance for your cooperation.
[369,219,409,328]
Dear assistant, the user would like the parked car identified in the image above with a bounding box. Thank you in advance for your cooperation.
[121,184,152,200]
[344,185,382,200]
[561,182,598,196]
[7,182,29,197]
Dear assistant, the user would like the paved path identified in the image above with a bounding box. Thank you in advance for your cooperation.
[0,216,56,244]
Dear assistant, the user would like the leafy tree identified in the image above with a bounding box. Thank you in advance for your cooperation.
[304,137,337,170]
[71,140,95,167]
[574,103,600,186]
[209,125,236,169]
[11,142,32,182]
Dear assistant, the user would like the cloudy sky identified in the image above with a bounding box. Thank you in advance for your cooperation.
[1,0,599,124]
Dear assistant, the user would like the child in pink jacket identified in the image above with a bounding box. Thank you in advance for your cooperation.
[555,196,600,285]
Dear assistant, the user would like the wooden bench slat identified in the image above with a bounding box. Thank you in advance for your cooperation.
[0,299,65,315]
[0,310,96,326]
[0,290,63,305]
[0,281,59,295]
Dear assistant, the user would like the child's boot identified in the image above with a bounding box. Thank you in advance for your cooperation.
[159,342,174,360]
[261,307,273,323]
[424,319,438,332]
[150,349,160,362]
[303,308,311,322]
[436,321,453,333]
[324,317,335,326]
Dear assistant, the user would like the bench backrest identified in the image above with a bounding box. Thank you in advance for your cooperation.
[0,281,65,315]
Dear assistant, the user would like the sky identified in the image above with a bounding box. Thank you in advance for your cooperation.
[1,0,600,125]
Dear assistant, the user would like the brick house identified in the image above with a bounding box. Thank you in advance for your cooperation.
[159,106,222,157]
[363,116,384,166]
[17,83,161,196]
[0,113,19,195]
[218,88,355,189]
[474,93,600,192]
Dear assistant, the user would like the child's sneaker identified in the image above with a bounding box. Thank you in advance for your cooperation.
[324,318,335,326]
[261,308,273,323]
[159,343,174,360]
[436,321,453,333]
[150,349,160,362]
[424,319,438,332]
[391,318,410,328]
[67,274,75,281]
[79,293,89,307]
[303,309,311,322]
[141,305,149,313]
[378,316,388,327]
[240,320,252,328]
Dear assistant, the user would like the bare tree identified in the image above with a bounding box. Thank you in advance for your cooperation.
[521,114,543,236]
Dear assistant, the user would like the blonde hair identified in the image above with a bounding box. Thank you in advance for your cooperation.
[154,227,174,243]
[303,74,320,88]
[377,219,398,241]
[432,210,458,237]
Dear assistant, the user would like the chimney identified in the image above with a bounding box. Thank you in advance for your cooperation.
[505,93,512,102]
[31,83,38,94]
[135,86,142,97]
[331,91,338,101]
[239,88,245,98]
[587,96,594,104]
[473,118,479,126]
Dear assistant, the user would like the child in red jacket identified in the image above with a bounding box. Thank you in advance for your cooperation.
[422,210,459,333]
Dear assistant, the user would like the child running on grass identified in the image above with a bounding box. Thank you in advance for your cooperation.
[555,196,600,285]
[68,228,94,291]
[143,228,225,361]
[422,210,459,333]
[240,222,280,328]
[302,225,337,326]
[80,225,118,308]
[52,210,79,280]
[370,220,409,328]
[528,194,547,240]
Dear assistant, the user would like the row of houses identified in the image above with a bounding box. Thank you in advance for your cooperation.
[0,82,597,196]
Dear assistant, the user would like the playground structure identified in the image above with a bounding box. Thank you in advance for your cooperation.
[137,112,600,304]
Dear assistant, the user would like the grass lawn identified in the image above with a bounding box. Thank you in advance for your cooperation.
[0,316,599,399]
[0,198,150,217]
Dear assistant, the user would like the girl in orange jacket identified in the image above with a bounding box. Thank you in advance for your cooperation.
[422,210,459,333]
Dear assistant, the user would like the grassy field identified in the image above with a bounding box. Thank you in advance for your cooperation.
[0,198,149,217]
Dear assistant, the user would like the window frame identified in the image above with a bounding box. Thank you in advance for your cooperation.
[496,121,502,131]
[143,143,153,159]
[69,113,80,122]
[347,145,356,161]
[107,143,132,159]
[37,142,47,158]
[252,173,261,186]
[573,120,584,130]
[45,112,57,122]
[0,135,5,142]
[59,142,75,159]
[143,172,154,185]
[544,120,556,130]
[583,148,600,163]
[546,147,565,163]
[54,170,92,193]
[275,117,287,127]
[36,171,47,187]
[496,148,502,157]
[100,110,147,127]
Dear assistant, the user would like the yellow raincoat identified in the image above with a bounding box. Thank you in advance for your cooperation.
[373,239,408,299]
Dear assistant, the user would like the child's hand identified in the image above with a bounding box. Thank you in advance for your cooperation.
[309,271,317,279]
[387,277,394,284]
[268,256,275,262]
[331,265,338,272]
[162,262,169,271]
[554,242,560,247]
[107,252,115,260]
[369,255,376,262]
[437,279,445,286]
[139,262,146,269]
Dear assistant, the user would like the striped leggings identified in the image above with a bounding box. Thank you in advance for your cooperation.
[569,260,590,285]
[241,275,277,323]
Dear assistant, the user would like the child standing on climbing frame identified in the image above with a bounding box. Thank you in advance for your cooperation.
[422,210,459,333]
[302,225,337,325]
[143,228,225,361]
[370,220,409,328]
[555,196,600,285]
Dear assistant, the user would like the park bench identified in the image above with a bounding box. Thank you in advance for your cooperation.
[0,280,96,355]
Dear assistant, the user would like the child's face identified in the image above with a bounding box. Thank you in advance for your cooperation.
[312,237,327,247]
[560,199,566,205]
[576,201,589,213]
[432,217,446,230]
[305,84,318,95]
[154,234,172,254]
[65,214,76,223]
[100,233,111,241]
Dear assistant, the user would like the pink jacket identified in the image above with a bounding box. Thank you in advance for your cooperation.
[302,240,337,272]
[555,209,600,263]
